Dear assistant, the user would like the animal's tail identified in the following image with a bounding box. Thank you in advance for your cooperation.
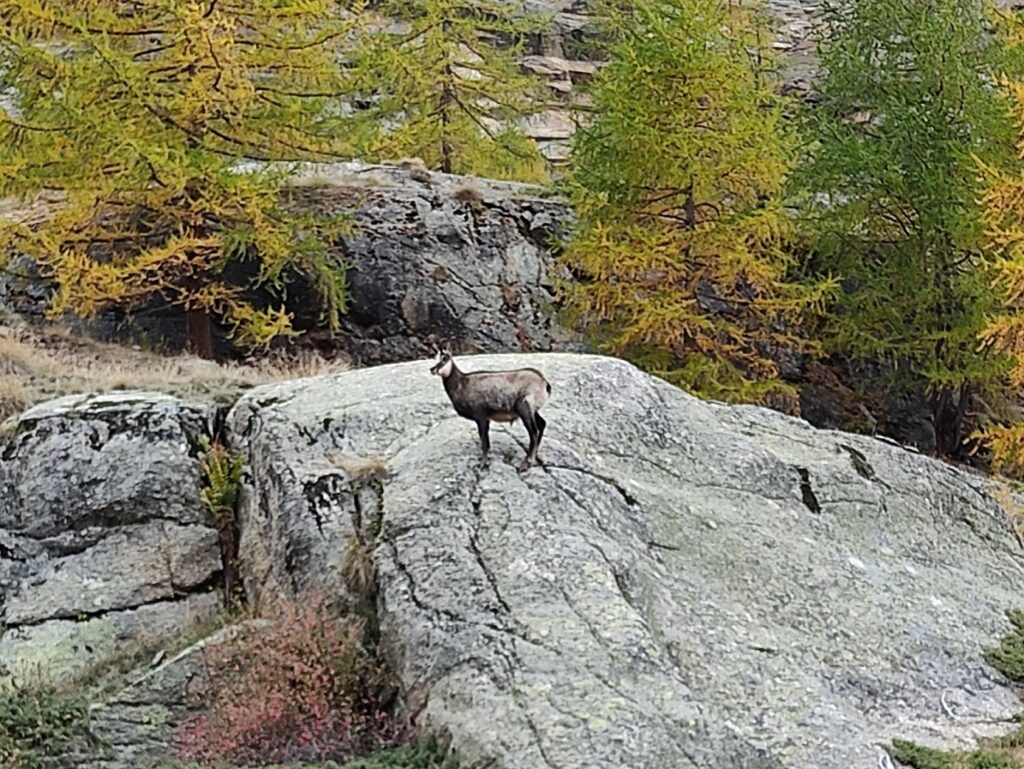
[546,380,552,395]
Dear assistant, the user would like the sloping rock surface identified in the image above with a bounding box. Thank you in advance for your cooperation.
[0,392,222,684]
[81,623,254,769]
[228,353,1024,769]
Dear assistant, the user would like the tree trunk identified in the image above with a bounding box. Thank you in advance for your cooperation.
[932,382,971,460]
[440,82,453,174]
[684,183,696,230]
[440,19,454,174]
[186,307,214,359]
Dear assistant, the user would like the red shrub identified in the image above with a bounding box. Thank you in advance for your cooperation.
[175,593,409,766]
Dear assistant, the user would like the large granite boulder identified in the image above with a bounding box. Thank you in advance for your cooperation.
[0,392,223,685]
[227,353,1024,769]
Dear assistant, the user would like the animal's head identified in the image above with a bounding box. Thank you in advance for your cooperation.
[430,343,454,377]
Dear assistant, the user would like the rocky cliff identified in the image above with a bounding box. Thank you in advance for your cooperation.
[3,354,1024,768]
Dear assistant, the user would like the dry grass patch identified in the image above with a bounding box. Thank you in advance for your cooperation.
[328,453,390,483]
[0,319,350,422]
[0,374,29,423]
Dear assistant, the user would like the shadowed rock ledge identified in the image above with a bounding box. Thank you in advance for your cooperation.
[226,353,1024,769]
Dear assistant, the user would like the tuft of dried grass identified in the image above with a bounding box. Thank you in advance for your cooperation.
[0,373,29,423]
[340,536,377,607]
[327,453,390,483]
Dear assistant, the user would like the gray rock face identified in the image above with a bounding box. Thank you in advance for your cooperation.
[0,392,223,684]
[287,166,579,365]
[227,353,1024,769]
[83,623,255,769]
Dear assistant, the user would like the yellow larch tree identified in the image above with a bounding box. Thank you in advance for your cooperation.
[560,0,833,405]
[0,0,364,357]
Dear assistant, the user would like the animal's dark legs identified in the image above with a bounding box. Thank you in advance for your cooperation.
[515,400,539,468]
[476,418,491,463]
[535,413,546,452]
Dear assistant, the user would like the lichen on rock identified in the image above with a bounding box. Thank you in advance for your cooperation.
[0,391,223,687]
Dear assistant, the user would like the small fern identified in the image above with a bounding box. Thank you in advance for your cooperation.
[198,436,243,524]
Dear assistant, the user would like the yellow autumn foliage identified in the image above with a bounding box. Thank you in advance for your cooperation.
[0,0,362,354]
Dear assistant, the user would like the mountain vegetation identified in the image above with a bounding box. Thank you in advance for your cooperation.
[793,0,1018,458]
[4,0,1024,464]
[558,0,833,406]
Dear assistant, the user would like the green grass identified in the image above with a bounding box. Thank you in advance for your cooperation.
[0,680,93,769]
[892,610,1024,768]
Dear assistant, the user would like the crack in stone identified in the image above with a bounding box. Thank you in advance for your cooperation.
[0,540,26,561]
[553,581,618,655]
[6,515,209,544]
[541,462,638,506]
[385,538,515,640]
[818,496,880,507]
[538,469,623,553]
[468,528,512,617]
[796,467,822,514]
[647,540,681,552]
[466,468,516,625]
[511,690,560,769]
[385,540,463,627]
[4,575,223,630]
[839,443,883,484]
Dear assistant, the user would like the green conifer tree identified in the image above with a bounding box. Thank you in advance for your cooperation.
[346,0,549,182]
[560,0,830,405]
[795,0,1015,456]
[0,0,362,357]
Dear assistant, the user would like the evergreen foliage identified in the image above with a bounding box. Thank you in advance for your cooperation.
[0,680,91,769]
[346,0,549,181]
[560,0,831,404]
[795,0,1016,456]
[0,0,362,357]
[977,10,1024,473]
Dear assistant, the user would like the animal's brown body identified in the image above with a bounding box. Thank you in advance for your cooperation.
[430,347,551,468]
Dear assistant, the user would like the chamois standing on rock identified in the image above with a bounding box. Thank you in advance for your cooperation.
[430,344,551,469]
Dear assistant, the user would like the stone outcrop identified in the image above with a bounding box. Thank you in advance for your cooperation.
[0,392,223,685]
[4,355,1024,768]
[285,164,579,365]
[227,353,1024,769]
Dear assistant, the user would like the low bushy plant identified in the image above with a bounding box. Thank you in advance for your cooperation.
[175,592,408,766]
[341,739,458,768]
[0,681,92,769]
